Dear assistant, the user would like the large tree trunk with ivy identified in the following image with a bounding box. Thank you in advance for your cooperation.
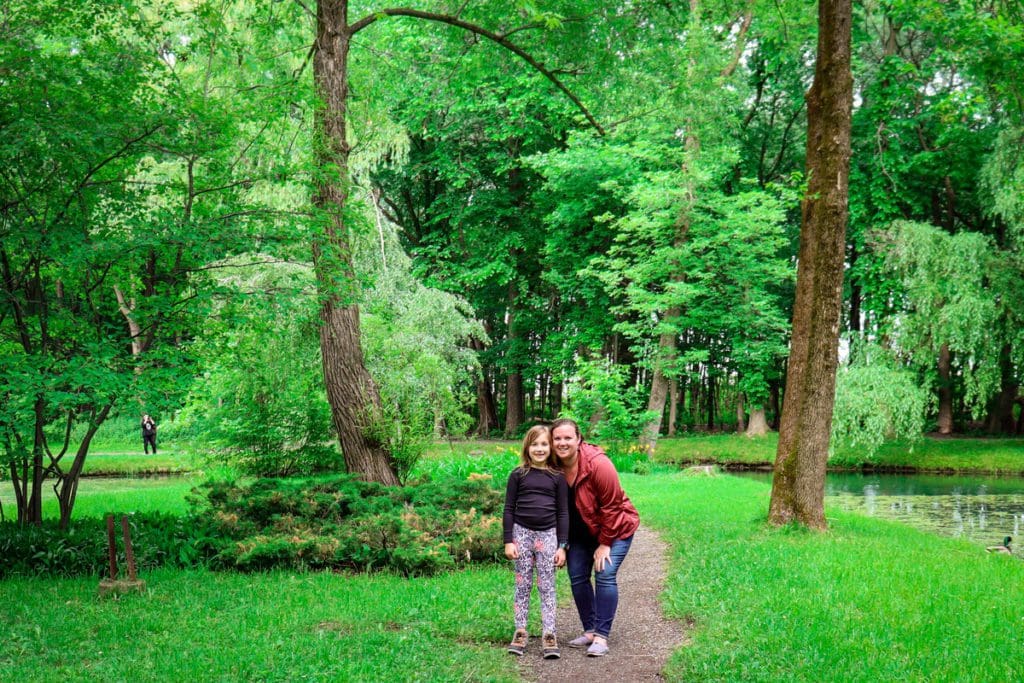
[313,0,399,485]
[768,0,853,530]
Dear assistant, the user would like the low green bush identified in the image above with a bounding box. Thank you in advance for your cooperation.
[2,473,507,578]
[196,474,504,576]
[0,512,217,579]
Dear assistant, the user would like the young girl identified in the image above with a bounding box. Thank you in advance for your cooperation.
[503,424,569,659]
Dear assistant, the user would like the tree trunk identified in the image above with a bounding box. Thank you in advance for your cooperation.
[550,380,563,418]
[57,402,113,529]
[313,0,398,485]
[641,307,680,453]
[769,377,782,430]
[736,393,747,433]
[936,342,953,435]
[848,243,861,334]
[986,342,1017,435]
[746,406,770,436]
[475,373,499,437]
[769,0,853,530]
[668,379,679,437]
[504,281,525,437]
[705,373,716,431]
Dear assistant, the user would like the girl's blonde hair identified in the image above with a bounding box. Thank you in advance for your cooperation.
[519,424,555,470]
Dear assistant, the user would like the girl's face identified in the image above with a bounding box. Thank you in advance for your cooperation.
[528,433,551,467]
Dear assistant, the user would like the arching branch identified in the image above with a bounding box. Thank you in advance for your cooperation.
[350,8,605,135]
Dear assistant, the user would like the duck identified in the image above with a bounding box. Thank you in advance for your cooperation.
[986,536,1013,554]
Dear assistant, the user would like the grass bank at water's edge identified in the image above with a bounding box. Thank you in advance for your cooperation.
[627,472,1024,681]
[653,432,1024,474]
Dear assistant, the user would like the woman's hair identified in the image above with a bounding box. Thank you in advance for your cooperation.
[550,417,581,440]
[519,424,555,470]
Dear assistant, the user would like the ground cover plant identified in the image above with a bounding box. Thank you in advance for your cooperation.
[627,473,1024,681]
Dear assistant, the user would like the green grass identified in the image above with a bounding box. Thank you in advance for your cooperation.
[0,476,199,521]
[626,472,1024,681]
[0,566,518,682]
[7,467,1024,680]
[653,433,1024,473]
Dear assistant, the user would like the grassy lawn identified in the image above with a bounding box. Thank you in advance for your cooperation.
[5,468,1024,680]
[0,566,517,682]
[0,476,198,520]
[627,472,1024,681]
[653,433,1024,474]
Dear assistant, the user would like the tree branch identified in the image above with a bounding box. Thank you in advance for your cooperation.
[350,9,604,135]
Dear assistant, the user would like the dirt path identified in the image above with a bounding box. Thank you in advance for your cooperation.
[517,525,689,682]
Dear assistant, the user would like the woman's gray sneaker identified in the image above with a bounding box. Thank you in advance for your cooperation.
[568,634,594,648]
[586,640,609,657]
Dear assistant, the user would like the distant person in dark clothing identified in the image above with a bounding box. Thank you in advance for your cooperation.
[141,414,157,454]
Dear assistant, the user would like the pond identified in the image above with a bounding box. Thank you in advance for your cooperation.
[735,471,1024,556]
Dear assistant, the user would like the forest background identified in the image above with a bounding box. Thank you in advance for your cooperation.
[2,0,1023,528]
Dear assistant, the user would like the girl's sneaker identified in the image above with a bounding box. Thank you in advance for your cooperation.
[542,633,561,659]
[507,629,528,656]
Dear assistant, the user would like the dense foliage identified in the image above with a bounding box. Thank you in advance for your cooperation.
[3,0,1022,524]
[0,473,505,578]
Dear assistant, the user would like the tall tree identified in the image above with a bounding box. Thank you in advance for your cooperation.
[768,0,853,529]
[310,1,602,479]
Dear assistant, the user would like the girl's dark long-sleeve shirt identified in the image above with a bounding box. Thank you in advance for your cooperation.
[502,467,569,544]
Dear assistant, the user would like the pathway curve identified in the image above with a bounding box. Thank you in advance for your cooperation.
[518,524,689,682]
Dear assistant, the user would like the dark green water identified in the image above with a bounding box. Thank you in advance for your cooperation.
[734,471,1024,556]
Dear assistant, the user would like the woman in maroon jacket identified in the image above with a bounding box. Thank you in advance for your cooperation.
[551,418,640,658]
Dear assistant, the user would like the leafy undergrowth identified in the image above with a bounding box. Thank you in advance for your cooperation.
[1,474,506,579]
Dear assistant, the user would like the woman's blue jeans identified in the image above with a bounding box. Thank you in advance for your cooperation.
[566,534,634,639]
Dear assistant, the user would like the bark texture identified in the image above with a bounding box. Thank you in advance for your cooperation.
[314,0,398,485]
[768,0,853,529]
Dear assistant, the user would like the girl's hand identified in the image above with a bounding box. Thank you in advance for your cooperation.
[554,547,566,568]
[594,544,611,572]
[504,542,518,560]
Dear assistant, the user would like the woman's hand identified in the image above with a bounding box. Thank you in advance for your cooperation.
[504,542,518,560]
[594,543,611,572]
[554,547,566,568]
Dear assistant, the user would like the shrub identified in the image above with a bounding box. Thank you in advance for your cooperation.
[0,512,219,579]
[194,474,504,576]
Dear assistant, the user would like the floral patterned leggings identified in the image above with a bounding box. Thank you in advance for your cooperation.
[512,523,558,634]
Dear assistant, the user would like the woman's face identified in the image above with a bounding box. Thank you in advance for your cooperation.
[552,424,580,463]
[528,433,551,466]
